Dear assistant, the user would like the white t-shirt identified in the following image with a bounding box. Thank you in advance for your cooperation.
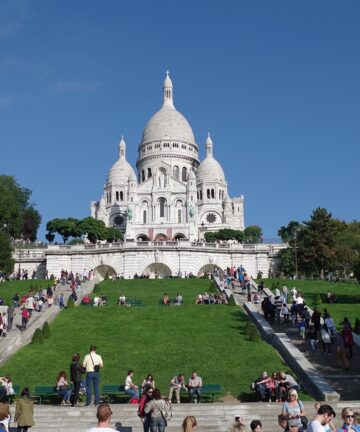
[85,428,116,432]
[125,375,133,390]
[307,420,325,432]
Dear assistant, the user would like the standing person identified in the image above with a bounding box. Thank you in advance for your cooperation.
[56,371,72,405]
[182,416,197,432]
[124,370,139,401]
[282,389,306,432]
[85,403,116,432]
[338,407,360,432]
[282,285,289,304]
[83,345,103,407]
[138,385,153,432]
[0,401,11,432]
[70,353,83,407]
[311,308,321,334]
[6,306,14,331]
[334,332,349,370]
[144,388,169,432]
[20,309,30,331]
[307,404,336,432]
[321,326,332,355]
[59,293,65,309]
[168,373,186,404]
[342,321,354,360]
[14,388,34,432]
[188,371,202,403]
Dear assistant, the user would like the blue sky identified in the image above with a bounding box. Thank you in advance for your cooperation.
[1,0,359,241]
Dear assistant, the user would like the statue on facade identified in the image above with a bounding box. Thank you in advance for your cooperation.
[126,208,133,221]
[189,204,195,219]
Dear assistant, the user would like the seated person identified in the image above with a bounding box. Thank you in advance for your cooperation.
[100,293,107,306]
[93,296,100,306]
[81,295,91,305]
[195,294,203,305]
[169,373,186,403]
[56,371,72,405]
[251,371,268,401]
[118,294,126,306]
[188,371,202,403]
[175,293,183,306]
[162,293,170,305]
[203,292,210,304]
[124,369,138,400]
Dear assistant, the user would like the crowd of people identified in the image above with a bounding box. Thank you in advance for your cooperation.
[251,371,299,403]
[195,292,228,305]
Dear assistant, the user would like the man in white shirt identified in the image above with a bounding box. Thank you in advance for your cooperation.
[85,403,116,431]
[83,345,104,406]
[307,404,336,432]
[124,369,138,400]
[188,371,203,403]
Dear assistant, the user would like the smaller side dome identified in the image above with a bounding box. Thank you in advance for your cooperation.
[107,136,136,185]
[196,134,226,183]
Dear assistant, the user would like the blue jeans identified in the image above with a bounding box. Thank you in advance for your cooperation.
[58,387,72,402]
[125,387,138,400]
[150,416,166,432]
[189,387,201,402]
[86,371,100,405]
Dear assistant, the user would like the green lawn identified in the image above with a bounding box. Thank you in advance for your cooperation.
[0,279,50,305]
[264,279,360,328]
[0,278,296,401]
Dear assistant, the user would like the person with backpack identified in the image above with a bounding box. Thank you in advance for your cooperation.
[144,388,170,432]
[138,384,153,432]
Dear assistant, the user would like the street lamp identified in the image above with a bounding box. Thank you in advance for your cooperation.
[293,228,300,279]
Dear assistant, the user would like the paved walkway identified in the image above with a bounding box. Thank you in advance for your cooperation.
[0,278,97,367]
[232,282,360,400]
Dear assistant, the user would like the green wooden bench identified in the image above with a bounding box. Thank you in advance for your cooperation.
[33,386,62,405]
[101,384,132,403]
[128,298,144,307]
[170,384,222,403]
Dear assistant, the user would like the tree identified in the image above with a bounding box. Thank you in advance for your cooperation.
[204,229,244,243]
[0,175,41,240]
[78,217,108,243]
[106,227,123,243]
[244,225,263,244]
[0,231,14,276]
[278,221,302,244]
[46,218,81,243]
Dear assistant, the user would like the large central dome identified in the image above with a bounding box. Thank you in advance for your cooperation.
[140,72,196,146]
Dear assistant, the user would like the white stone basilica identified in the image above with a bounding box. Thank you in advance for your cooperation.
[90,72,244,242]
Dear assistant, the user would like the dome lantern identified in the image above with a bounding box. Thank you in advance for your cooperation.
[163,70,174,107]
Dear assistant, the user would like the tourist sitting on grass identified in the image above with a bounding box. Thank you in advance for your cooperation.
[175,293,183,306]
[124,370,138,401]
[278,372,299,393]
[100,293,107,306]
[195,294,203,304]
[118,294,127,306]
[81,295,91,305]
[162,293,170,305]
[169,373,186,404]
[141,374,155,390]
[188,371,202,403]
[0,376,14,399]
[56,371,72,405]
[251,372,268,401]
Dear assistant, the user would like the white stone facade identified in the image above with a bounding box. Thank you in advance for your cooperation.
[90,72,244,242]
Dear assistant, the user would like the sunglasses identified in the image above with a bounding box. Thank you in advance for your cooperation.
[346,415,355,419]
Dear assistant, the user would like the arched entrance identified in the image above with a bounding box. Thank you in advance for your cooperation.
[173,233,186,241]
[154,233,167,241]
[197,264,224,277]
[142,263,172,278]
[137,234,150,241]
[94,264,117,280]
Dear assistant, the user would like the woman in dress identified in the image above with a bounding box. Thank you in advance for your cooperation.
[282,389,306,432]
[144,388,169,432]
[338,407,360,432]
[56,371,72,405]
[14,388,34,432]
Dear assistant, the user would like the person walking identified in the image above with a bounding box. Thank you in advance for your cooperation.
[144,388,169,432]
[307,404,336,432]
[282,389,306,432]
[85,403,116,432]
[14,388,34,432]
[83,345,103,407]
[138,384,153,432]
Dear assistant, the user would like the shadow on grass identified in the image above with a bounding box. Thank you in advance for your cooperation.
[229,309,251,332]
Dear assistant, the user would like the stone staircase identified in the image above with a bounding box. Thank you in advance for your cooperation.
[8,401,360,432]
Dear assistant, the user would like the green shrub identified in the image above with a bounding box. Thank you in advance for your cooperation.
[244,321,256,335]
[257,271,262,280]
[248,326,261,341]
[227,295,236,306]
[313,293,322,306]
[354,318,360,335]
[31,328,44,345]
[104,273,110,281]
[93,284,101,294]
[66,297,75,308]
[42,322,51,339]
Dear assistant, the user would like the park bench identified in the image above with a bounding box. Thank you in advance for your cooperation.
[184,384,222,403]
[33,386,62,404]
[101,384,132,403]
[127,298,144,307]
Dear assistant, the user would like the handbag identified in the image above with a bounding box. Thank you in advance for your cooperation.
[90,353,100,372]
[298,401,308,429]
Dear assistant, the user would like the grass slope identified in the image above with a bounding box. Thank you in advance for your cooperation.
[1,279,307,401]
[0,280,49,305]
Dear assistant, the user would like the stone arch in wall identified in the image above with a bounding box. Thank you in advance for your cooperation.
[197,264,224,277]
[142,262,172,278]
[137,234,150,241]
[173,233,186,240]
[94,264,117,280]
[154,233,167,241]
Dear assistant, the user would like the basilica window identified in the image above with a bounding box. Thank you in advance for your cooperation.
[207,189,210,199]
[182,167,187,181]
[148,168,152,178]
[181,144,187,149]
[143,210,147,224]
[142,170,145,182]
[173,166,179,180]
[120,191,124,201]
[178,209,182,223]
[200,190,203,200]
[159,198,166,218]
[172,142,179,148]
[116,191,119,201]
[211,189,215,199]
[164,142,170,148]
